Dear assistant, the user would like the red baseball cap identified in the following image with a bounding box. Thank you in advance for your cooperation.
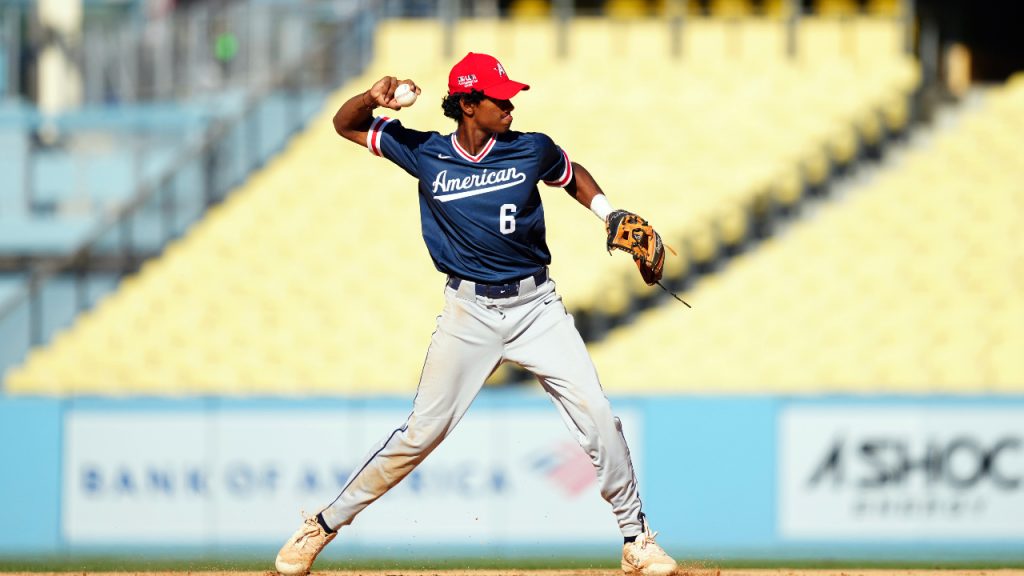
[448,52,530,100]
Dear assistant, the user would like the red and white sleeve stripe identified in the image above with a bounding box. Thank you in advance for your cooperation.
[366,116,393,157]
[543,149,574,188]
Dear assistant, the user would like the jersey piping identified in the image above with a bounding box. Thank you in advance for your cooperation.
[450,133,497,163]
[367,116,394,157]
[543,148,574,188]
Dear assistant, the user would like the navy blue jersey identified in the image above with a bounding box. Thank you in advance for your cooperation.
[367,116,574,284]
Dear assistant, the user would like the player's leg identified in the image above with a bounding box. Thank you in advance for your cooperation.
[503,284,677,576]
[504,284,643,534]
[318,293,502,528]
[275,287,502,574]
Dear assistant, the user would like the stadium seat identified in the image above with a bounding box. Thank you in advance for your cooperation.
[509,0,551,19]
[605,0,651,19]
[4,17,921,395]
[708,0,754,18]
[814,0,859,17]
[589,76,1024,393]
[866,0,902,17]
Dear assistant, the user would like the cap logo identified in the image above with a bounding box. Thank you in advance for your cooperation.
[457,74,478,88]
[495,62,506,77]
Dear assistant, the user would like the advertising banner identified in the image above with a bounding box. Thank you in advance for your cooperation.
[779,405,1024,539]
[63,405,642,545]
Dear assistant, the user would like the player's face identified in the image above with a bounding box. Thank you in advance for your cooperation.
[478,96,515,133]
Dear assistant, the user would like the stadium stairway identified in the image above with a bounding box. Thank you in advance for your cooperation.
[4,17,921,395]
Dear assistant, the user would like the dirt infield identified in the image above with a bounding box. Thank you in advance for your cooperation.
[4,570,1024,576]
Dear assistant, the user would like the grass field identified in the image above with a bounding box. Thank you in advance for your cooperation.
[3,553,1024,574]
[3,570,1024,576]
[3,556,1024,575]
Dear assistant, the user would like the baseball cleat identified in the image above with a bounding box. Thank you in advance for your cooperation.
[621,523,678,576]
[275,512,337,575]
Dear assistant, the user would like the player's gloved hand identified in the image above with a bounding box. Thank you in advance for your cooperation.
[366,76,421,111]
[605,209,666,286]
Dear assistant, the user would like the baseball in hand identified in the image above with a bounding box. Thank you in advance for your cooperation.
[394,83,417,107]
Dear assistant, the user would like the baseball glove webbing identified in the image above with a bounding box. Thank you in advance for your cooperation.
[605,209,691,308]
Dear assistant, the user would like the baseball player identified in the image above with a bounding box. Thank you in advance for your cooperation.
[275,52,677,576]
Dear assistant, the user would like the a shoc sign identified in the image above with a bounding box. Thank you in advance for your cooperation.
[779,405,1024,539]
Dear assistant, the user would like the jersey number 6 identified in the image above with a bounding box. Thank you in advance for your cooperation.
[500,204,517,235]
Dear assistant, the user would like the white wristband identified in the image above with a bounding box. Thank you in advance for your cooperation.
[590,194,614,221]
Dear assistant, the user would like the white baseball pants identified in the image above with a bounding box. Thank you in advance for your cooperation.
[319,275,646,537]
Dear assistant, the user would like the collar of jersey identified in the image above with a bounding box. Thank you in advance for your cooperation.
[450,133,497,163]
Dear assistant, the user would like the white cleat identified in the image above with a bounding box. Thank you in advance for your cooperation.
[621,523,678,576]
[275,512,337,575]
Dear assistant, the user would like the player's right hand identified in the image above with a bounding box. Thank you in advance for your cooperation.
[369,76,421,111]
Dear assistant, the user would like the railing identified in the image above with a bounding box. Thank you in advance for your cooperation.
[0,0,381,379]
[0,4,19,98]
[1,0,363,105]
[1,0,136,101]
[80,0,323,104]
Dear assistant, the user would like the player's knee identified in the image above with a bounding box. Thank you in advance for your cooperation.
[402,418,448,451]
[588,398,615,427]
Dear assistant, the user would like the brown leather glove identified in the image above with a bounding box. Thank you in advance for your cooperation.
[605,209,665,286]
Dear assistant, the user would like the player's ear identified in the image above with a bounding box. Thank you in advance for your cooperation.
[458,97,476,119]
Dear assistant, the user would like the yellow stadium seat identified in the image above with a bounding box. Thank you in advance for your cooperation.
[681,17,733,62]
[509,0,550,19]
[853,16,905,62]
[739,19,787,63]
[814,0,859,16]
[605,0,651,19]
[759,0,793,19]
[590,71,1024,393]
[797,16,849,65]
[453,19,512,58]
[708,0,753,18]
[866,0,901,17]
[4,18,929,396]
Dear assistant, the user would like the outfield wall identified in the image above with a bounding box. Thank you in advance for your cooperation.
[1,392,1022,561]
